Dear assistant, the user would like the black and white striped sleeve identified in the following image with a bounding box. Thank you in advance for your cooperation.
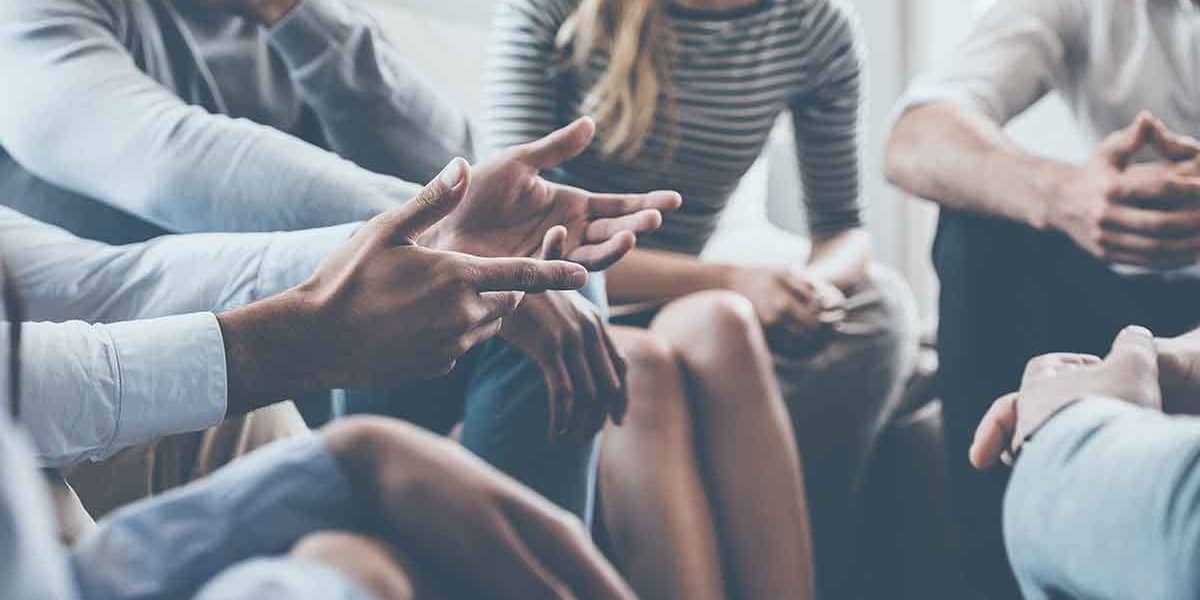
[482,0,576,155]
[788,1,864,236]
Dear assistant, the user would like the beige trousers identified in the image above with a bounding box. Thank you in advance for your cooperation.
[49,401,307,545]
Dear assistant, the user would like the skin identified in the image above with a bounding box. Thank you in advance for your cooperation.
[599,294,816,600]
[971,323,1200,471]
[969,326,1162,470]
[322,416,637,599]
[202,0,687,436]
[217,159,592,414]
[885,103,1200,269]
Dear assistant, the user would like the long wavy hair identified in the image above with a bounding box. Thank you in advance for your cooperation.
[556,0,675,162]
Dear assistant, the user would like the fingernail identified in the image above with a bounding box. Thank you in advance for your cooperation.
[440,158,466,188]
[1124,325,1154,338]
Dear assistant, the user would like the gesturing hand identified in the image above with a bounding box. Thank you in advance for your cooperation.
[218,160,590,404]
[1052,112,1200,269]
[969,326,1163,470]
[421,118,682,271]
[324,417,636,600]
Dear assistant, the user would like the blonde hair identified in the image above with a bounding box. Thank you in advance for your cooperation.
[556,0,674,162]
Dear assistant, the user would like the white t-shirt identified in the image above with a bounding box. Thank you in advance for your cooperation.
[899,0,1200,274]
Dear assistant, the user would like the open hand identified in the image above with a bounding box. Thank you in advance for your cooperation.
[421,118,682,271]
[218,160,590,404]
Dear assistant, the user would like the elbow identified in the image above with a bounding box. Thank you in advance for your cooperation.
[882,117,918,191]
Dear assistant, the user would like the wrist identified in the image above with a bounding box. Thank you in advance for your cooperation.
[217,289,328,413]
[245,0,300,26]
[1034,160,1085,232]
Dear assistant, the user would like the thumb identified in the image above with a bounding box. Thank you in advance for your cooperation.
[518,117,596,170]
[1146,115,1200,162]
[1100,111,1155,168]
[381,158,470,243]
[539,226,568,260]
[1107,325,1158,370]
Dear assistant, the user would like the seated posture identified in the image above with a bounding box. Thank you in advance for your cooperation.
[886,0,1200,593]
[969,324,1200,600]
[5,161,658,538]
[0,266,634,599]
[486,1,916,597]
[0,0,677,520]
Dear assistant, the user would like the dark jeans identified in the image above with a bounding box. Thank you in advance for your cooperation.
[934,209,1200,599]
[340,280,609,522]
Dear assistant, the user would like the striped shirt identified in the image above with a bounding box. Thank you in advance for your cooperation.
[485,0,865,256]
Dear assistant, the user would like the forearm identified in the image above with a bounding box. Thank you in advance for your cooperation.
[885,102,1075,229]
[268,0,474,181]
[1005,398,1200,599]
[605,248,737,304]
[806,228,870,290]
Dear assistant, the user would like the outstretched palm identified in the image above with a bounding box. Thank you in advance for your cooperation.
[422,118,681,271]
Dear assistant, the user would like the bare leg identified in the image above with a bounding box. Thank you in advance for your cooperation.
[599,326,726,600]
[651,290,816,600]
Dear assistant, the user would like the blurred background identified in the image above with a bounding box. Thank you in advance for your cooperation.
[363,0,1088,324]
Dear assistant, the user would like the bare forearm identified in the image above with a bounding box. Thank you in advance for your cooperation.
[605,248,736,304]
[807,228,870,290]
[885,102,1075,229]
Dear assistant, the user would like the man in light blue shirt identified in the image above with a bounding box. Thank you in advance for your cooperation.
[0,0,676,518]
[970,324,1200,599]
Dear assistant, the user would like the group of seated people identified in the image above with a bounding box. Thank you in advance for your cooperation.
[4,0,1200,598]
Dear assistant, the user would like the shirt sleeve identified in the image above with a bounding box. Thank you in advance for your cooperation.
[0,419,81,600]
[0,0,418,234]
[15,314,228,467]
[195,557,378,600]
[71,435,365,600]
[1,206,356,323]
[894,0,1084,125]
[787,2,865,236]
[1005,397,1200,600]
[268,0,476,182]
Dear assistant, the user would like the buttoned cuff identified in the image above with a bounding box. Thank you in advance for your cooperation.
[104,313,228,455]
[268,0,355,70]
[1019,396,1146,458]
[256,223,359,300]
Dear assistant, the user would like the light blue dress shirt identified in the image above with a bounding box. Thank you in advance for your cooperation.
[0,405,376,599]
[0,207,356,466]
[1006,397,1200,599]
[0,0,471,242]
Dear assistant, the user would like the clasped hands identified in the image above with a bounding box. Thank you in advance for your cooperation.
[1053,111,1200,269]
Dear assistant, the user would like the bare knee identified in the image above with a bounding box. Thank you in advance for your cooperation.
[614,329,693,435]
[291,532,416,600]
[654,290,763,361]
